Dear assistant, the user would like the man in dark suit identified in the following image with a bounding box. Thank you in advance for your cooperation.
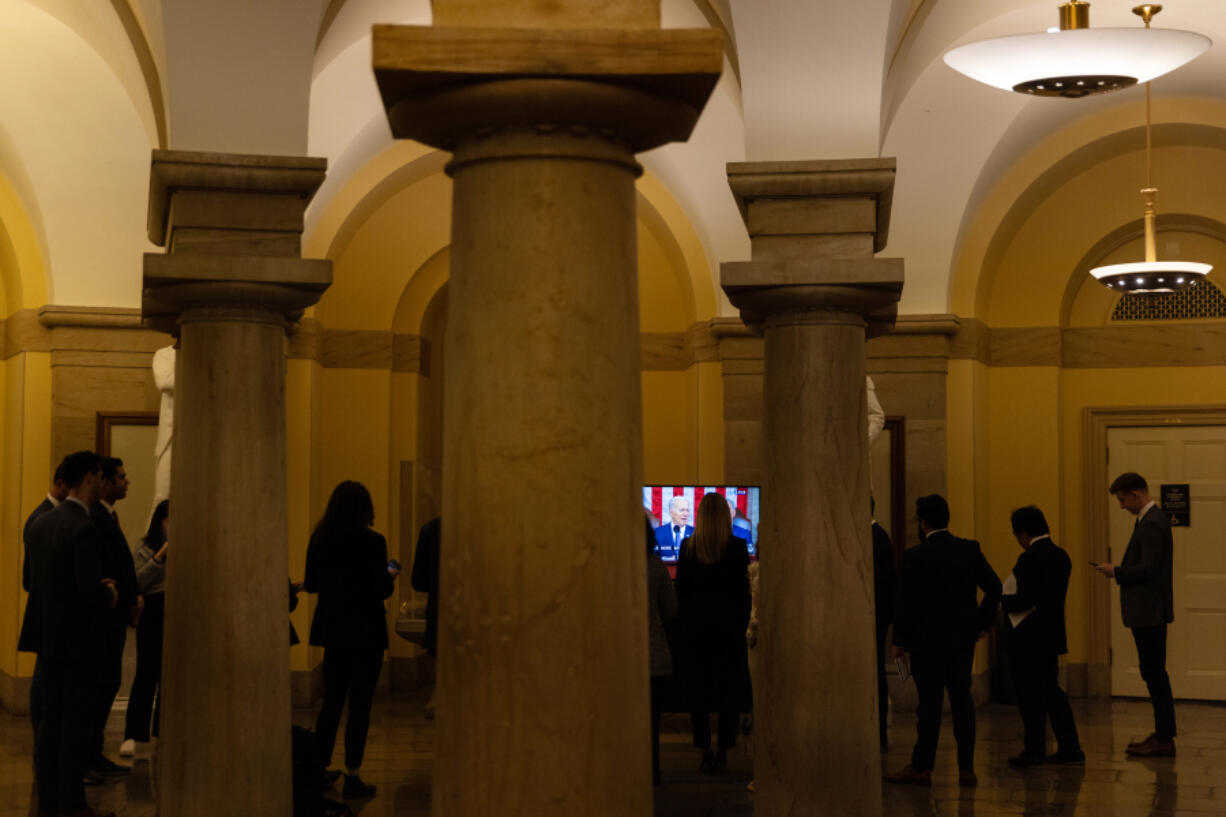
[1095,472,1176,757]
[870,497,897,750]
[22,460,69,737]
[1002,505,1083,767]
[885,494,1001,788]
[88,457,140,778]
[20,450,118,817]
[653,495,693,562]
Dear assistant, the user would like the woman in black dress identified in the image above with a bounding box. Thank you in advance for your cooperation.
[675,492,751,774]
[305,481,399,799]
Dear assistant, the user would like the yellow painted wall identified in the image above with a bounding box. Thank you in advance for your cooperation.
[0,352,50,683]
[0,356,20,680]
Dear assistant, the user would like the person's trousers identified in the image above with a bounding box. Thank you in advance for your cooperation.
[875,619,889,746]
[1131,624,1177,740]
[650,676,668,784]
[125,593,164,742]
[909,647,976,772]
[93,619,127,758]
[690,709,738,751]
[315,647,384,770]
[1009,647,1081,757]
[31,657,93,814]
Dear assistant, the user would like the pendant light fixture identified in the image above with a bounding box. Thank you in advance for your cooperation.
[944,2,1210,99]
[1089,7,1212,295]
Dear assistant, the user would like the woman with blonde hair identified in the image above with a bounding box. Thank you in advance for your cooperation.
[675,492,751,774]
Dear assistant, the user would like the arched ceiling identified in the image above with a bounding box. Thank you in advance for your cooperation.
[6,0,1226,323]
[0,0,155,308]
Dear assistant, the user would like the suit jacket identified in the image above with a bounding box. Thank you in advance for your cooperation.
[654,523,693,562]
[22,497,57,592]
[410,517,440,656]
[1002,536,1071,655]
[305,525,395,650]
[1115,504,1174,628]
[871,522,897,630]
[18,500,112,660]
[20,496,57,635]
[90,503,140,618]
[893,530,1002,652]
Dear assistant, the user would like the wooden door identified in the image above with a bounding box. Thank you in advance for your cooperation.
[1107,426,1226,701]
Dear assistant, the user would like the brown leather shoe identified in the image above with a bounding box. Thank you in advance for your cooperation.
[1127,733,1157,749]
[883,765,931,785]
[1127,736,1175,757]
[959,770,978,787]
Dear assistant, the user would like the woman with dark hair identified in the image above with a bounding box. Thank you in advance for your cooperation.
[675,492,751,774]
[645,514,678,786]
[304,481,399,800]
[120,499,170,757]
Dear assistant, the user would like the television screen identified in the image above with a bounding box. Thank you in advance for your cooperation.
[643,485,760,563]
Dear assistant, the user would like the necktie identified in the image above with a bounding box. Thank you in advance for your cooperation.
[112,510,120,526]
[673,525,680,549]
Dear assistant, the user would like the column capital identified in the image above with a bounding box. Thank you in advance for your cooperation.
[722,258,902,335]
[372,26,722,154]
[142,150,332,333]
[727,158,896,252]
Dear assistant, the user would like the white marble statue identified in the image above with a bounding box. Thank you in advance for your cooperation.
[152,344,175,512]
[867,375,884,444]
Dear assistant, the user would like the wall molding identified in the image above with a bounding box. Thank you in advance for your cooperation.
[7,307,1226,372]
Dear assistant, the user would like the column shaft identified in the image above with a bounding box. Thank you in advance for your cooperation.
[435,130,649,815]
[161,311,291,817]
[756,314,879,816]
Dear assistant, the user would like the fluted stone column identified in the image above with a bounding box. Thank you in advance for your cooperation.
[372,8,720,816]
[722,160,903,817]
[141,151,331,817]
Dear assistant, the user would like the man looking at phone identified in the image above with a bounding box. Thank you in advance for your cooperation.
[1094,472,1176,757]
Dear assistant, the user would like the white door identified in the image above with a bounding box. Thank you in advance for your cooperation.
[1107,426,1226,701]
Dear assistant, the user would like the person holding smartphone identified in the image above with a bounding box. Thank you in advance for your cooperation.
[304,481,399,799]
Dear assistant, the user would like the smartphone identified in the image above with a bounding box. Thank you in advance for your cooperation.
[387,559,402,572]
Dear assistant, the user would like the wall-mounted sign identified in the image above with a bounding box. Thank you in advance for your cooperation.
[1161,483,1190,527]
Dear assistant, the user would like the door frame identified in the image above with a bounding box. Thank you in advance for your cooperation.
[1083,405,1226,697]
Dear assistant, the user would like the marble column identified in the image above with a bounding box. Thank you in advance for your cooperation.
[722,160,904,817]
[141,151,331,817]
[372,8,720,816]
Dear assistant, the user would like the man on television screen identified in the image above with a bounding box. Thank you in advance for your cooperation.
[726,495,754,547]
[653,496,693,562]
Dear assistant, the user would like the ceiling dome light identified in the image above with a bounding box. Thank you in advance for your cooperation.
[1089,17,1212,297]
[944,3,1211,99]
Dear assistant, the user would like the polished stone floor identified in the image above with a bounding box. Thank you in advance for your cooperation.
[1,692,1222,816]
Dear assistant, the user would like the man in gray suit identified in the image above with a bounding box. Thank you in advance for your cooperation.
[1094,472,1176,757]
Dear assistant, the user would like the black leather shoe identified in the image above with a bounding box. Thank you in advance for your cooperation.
[82,770,105,786]
[710,749,727,775]
[1045,750,1086,765]
[1007,753,1045,768]
[342,774,377,799]
[698,749,715,773]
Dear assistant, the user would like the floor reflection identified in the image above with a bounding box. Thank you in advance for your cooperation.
[0,694,1220,817]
